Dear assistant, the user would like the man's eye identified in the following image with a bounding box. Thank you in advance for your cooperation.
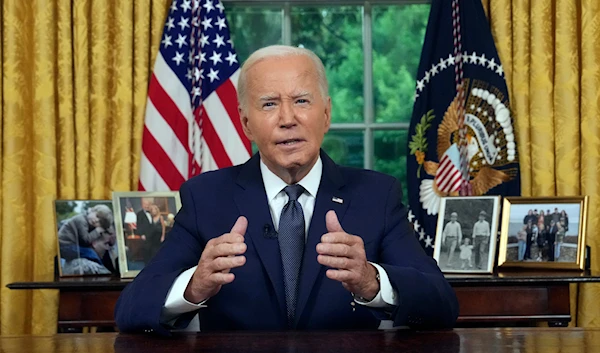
[263,102,275,108]
[296,99,308,104]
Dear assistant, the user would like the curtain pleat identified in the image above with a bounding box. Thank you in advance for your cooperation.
[73,0,92,197]
[529,0,556,196]
[510,0,531,196]
[2,0,36,335]
[554,0,580,196]
[578,0,600,327]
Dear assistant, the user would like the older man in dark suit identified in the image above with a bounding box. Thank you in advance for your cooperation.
[115,45,458,335]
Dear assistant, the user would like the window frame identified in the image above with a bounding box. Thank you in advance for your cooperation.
[224,0,428,170]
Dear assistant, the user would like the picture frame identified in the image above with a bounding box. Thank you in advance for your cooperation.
[498,196,588,270]
[113,191,181,278]
[55,200,118,277]
[433,196,501,274]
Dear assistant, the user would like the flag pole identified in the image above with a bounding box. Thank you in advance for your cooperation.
[452,0,472,196]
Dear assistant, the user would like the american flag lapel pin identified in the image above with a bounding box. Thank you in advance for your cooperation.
[332,197,343,204]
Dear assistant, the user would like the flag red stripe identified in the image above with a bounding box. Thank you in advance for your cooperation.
[437,160,452,180]
[142,127,186,190]
[439,169,461,192]
[216,80,252,154]
[442,172,462,192]
[147,76,190,152]
[436,158,454,186]
[449,177,462,192]
[200,109,233,169]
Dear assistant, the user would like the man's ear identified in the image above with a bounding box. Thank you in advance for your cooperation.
[323,97,332,132]
[239,106,254,141]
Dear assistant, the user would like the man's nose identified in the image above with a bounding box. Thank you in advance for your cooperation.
[278,101,296,128]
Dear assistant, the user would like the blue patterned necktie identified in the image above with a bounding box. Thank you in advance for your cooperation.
[278,184,306,327]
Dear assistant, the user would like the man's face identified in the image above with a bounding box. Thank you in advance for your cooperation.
[450,215,457,222]
[479,215,485,221]
[92,234,112,257]
[141,198,152,211]
[240,55,331,176]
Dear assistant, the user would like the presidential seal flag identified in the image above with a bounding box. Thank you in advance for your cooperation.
[407,0,521,254]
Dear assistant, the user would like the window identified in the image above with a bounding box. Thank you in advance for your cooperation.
[227,1,430,200]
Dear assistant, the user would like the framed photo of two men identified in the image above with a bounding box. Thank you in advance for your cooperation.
[433,196,501,274]
[113,191,181,278]
[498,196,588,270]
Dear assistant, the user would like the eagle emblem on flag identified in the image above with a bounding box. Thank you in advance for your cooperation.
[413,79,519,216]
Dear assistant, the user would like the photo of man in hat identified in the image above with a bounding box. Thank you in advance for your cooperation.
[472,210,491,269]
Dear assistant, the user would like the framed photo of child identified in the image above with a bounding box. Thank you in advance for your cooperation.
[55,200,118,277]
[433,196,501,274]
[497,196,588,270]
[113,191,181,278]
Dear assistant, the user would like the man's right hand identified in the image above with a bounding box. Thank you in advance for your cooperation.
[183,216,248,303]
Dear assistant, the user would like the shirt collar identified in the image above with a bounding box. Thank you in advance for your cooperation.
[260,156,323,201]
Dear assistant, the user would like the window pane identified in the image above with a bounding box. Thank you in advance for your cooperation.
[322,130,363,168]
[374,130,408,203]
[291,6,364,123]
[372,5,430,123]
[228,6,283,64]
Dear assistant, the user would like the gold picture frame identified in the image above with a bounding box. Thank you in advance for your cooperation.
[498,196,588,270]
[433,196,501,274]
[113,191,181,278]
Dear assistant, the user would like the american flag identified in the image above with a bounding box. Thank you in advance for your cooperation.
[434,145,462,194]
[139,0,252,191]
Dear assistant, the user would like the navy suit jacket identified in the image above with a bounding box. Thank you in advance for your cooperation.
[115,151,458,335]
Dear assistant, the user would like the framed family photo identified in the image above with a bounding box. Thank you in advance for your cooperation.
[498,196,588,270]
[55,200,118,277]
[433,196,501,274]
[113,191,181,278]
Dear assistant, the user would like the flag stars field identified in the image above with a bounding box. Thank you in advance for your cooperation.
[140,0,251,192]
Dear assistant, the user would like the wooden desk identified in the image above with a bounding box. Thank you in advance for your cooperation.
[447,270,600,327]
[7,271,600,329]
[2,328,600,352]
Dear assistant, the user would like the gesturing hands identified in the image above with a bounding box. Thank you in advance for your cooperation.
[316,210,379,301]
[184,216,248,303]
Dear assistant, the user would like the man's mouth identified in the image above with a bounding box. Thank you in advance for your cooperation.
[277,139,304,146]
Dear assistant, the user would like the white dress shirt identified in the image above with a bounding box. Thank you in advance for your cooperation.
[472,220,490,237]
[160,157,398,328]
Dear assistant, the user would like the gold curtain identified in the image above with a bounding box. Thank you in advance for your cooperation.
[0,0,169,335]
[482,0,600,326]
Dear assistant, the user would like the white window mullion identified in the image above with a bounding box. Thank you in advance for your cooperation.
[362,2,374,170]
[282,3,292,45]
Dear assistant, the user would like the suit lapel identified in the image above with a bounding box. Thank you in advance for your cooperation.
[233,154,286,321]
[295,151,350,326]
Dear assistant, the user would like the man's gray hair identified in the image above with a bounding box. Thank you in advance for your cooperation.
[237,45,329,112]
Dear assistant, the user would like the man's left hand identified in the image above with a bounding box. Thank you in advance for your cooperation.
[316,210,379,301]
